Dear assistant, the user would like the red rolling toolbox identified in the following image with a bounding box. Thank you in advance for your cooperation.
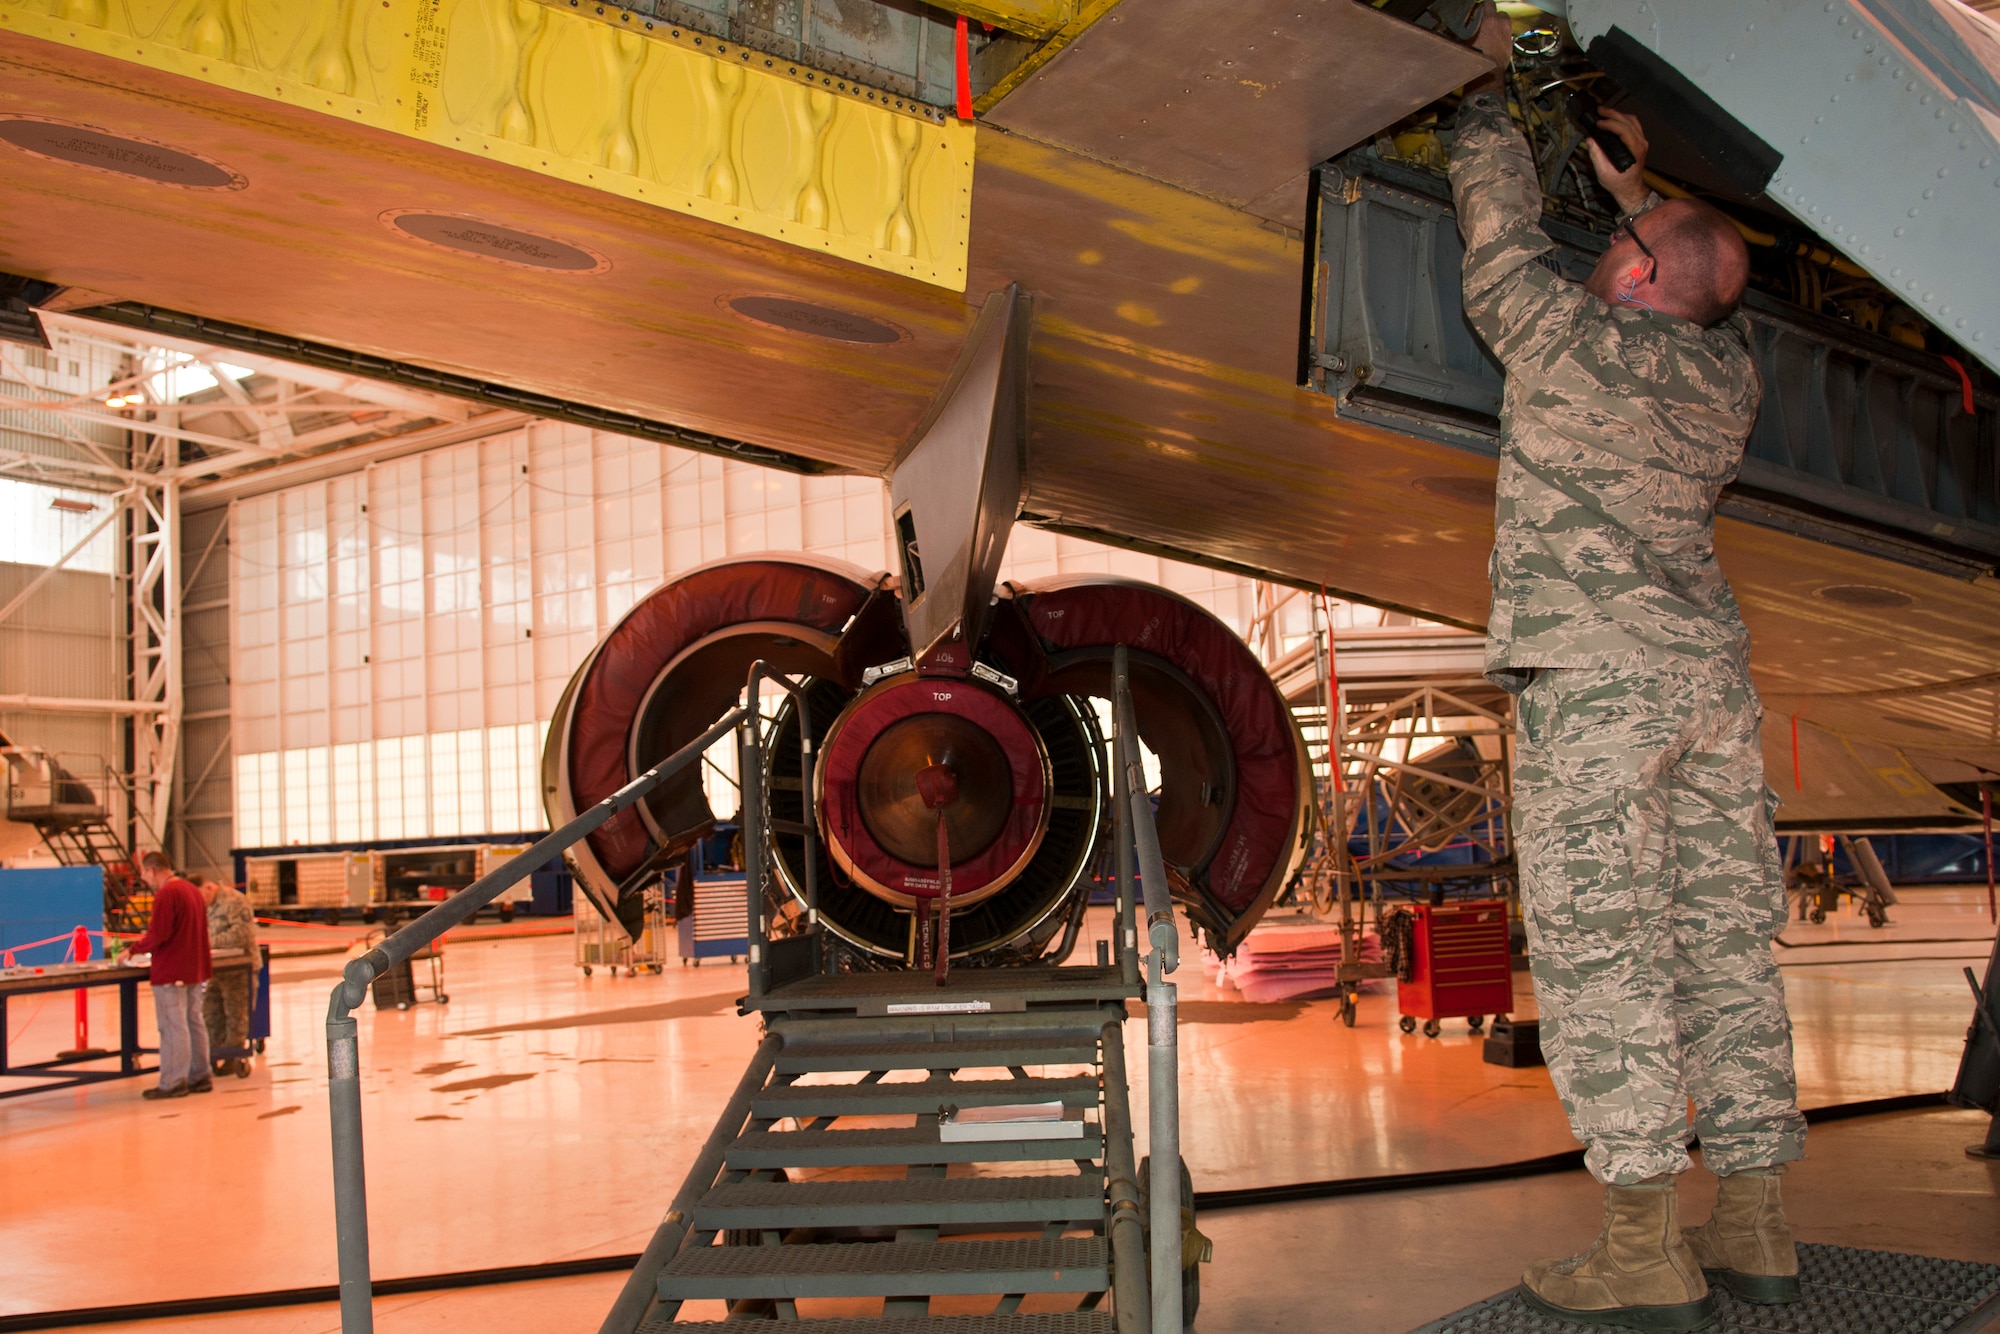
[1396,899,1514,1037]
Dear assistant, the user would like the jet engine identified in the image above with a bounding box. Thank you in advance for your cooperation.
[542,554,1313,968]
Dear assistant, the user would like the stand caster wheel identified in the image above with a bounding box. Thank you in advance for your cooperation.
[1468,1015,1485,1034]
[1399,1015,1416,1034]
[499,903,516,922]
[396,1002,411,1012]
[1422,1018,1441,1038]
[582,965,592,976]
[1809,907,1827,924]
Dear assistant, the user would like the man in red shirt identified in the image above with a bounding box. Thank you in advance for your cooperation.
[126,851,213,1099]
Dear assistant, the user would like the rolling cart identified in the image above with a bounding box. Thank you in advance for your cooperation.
[365,932,446,1009]
[577,884,669,977]
[1387,898,1513,1037]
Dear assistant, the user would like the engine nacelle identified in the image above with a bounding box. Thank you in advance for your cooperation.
[543,555,1312,966]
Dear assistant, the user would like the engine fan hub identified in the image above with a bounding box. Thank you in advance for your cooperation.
[817,675,1050,908]
[858,714,1013,865]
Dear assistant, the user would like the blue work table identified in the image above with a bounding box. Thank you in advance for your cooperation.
[0,951,253,1099]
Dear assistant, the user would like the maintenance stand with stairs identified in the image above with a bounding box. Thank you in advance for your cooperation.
[1,746,150,931]
[325,649,1195,1334]
[633,977,1134,1330]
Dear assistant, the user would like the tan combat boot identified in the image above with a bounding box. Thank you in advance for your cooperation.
[1521,1176,1716,1331]
[1684,1166,1801,1304]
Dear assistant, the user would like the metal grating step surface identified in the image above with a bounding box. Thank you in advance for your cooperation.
[694,1171,1105,1230]
[727,1125,1103,1169]
[755,1075,1100,1118]
[747,966,1137,1013]
[657,1237,1108,1300]
[776,1039,1101,1074]
[1411,1244,2000,1334]
[645,1316,1114,1333]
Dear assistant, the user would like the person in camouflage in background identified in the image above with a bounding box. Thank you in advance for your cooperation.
[1448,8,1806,1329]
[201,876,259,1078]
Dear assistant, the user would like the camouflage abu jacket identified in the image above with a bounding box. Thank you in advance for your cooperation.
[1447,90,1763,692]
[206,883,258,961]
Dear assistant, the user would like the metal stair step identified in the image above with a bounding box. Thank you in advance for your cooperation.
[727,1125,1103,1170]
[775,1038,1101,1074]
[693,1171,1105,1230]
[755,1075,1099,1118]
[646,1315,1114,1332]
[656,1238,1108,1300]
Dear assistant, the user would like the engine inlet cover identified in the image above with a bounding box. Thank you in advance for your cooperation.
[815,674,1050,909]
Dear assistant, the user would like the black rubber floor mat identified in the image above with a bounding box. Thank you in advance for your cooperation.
[1409,1244,2000,1334]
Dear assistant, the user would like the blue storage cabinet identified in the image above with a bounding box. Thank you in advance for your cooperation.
[678,828,749,965]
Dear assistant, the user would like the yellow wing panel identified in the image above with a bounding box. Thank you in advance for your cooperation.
[1,0,974,290]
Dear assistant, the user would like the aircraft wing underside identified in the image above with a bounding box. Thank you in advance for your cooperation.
[0,0,1994,824]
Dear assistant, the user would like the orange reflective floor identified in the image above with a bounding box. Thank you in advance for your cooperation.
[1,889,1994,1332]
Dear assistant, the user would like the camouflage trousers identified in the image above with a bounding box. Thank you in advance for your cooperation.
[204,967,251,1056]
[1512,656,1806,1184]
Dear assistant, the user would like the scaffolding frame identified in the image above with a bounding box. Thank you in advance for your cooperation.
[1280,616,1518,1022]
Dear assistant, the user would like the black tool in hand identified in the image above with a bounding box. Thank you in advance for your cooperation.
[1566,92,1637,172]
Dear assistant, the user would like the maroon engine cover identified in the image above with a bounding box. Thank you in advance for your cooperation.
[564,557,874,879]
[1023,578,1306,921]
[816,675,1049,906]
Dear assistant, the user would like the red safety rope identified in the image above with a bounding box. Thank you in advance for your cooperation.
[1,926,116,968]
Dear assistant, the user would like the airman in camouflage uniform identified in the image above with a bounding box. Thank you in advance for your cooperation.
[1448,8,1804,1325]
[202,878,259,1077]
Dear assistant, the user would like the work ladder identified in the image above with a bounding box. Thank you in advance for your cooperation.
[37,819,148,931]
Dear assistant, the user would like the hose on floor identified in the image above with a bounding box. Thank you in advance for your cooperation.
[0,1091,1953,1332]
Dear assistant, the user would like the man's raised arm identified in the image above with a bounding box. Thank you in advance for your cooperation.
[1446,8,1585,367]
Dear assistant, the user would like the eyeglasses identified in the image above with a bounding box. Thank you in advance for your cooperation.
[1611,219,1658,285]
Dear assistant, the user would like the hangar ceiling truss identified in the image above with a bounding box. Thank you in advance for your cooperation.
[0,311,486,851]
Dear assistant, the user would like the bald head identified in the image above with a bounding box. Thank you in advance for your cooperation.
[1586,197,1750,326]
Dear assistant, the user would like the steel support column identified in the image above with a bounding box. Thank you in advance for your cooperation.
[128,477,181,853]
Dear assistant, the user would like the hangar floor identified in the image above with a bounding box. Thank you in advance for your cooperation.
[0,890,1993,1333]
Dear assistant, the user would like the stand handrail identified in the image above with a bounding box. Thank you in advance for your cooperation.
[738,661,821,999]
[325,705,749,1333]
[1111,643,1182,1334]
[1099,1018,1153,1334]
[1112,646,1179,982]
